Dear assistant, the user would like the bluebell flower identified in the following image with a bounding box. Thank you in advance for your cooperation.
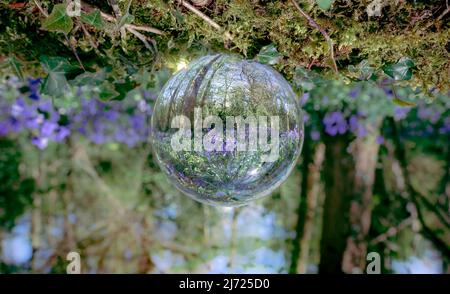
[393,106,411,121]
[54,126,70,142]
[348,88,360,99]
[27,78,42,101]
[323,111,348,136]
[41,121,58,137]
[300,93,309,106]
[310,130,320,141]
[349,115,367,138]
[383,88,393,97]
[303,113,310,124]
[31,136,49,150]
[376,135,385,145]
[143,90,157,101]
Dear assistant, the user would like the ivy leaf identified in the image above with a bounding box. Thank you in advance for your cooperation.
[40,56,78,97]
[257,44,282,65]
[293,67,323,91]
[154,68,171,91]
[0,56,24,80]
[80,10,104,29]
[348,60,374,80]
[383,57,415,81]
[115,78,136,100]
[40,56,78,74]
[316,0,333,10]
[117,13,135,29]
[41,4,73,34]
[98,82,120,100]
[42,72,69,97]
[71,69,108,87]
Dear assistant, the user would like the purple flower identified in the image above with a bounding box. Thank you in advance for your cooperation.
[138,100,152,114]
[310,130,320,141]
[54,126,70,142]
[27,78,42,101]
[11,117,22,133]
[394,106,411,121]
[31,136,49,150]
[348,88,360,99]
[37,100,53,112]
[0,121,10,136]
[323,111,348,136]
[349,115,367,138]
[303,113,310,124]
[383,88,393,97]
[104,110,119,121]
[425,125,434,134]
[286,128,300,140]
[11,98,26,117]
[1,78,153,149]
[417,104,442,123]
[376,135,385,145]
[143,90,158,101]
[24,114,44,129]
[438,117,450,134]
[41,121,58,137]
[300,93,310,106]
[89,132,106,144]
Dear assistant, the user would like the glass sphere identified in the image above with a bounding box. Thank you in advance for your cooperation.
[151,54,303,206]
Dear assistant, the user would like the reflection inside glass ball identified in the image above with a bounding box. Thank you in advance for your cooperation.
[151,54,304,206]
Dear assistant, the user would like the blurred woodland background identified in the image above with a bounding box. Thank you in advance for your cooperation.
[0,0,449,273]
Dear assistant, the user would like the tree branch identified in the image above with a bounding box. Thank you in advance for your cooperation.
[177,0,221,30]
[126,27,153,50]
[371,217,414,245]
[32,0,47,17]
[389,117,450,261]
[437,0,450,21]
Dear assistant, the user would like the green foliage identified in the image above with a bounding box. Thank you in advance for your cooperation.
[0,0,448,274]
[348,60,375,81]
[383,58,415,81]
[117,12,135,29]
[80,10,105,30]
[0,56,24,80]
[316,0,333,10]
[1,0,448,92]
[0,139,35,230]
[41,4,73,34]
[256,43,282,65]
[40,55,79,96]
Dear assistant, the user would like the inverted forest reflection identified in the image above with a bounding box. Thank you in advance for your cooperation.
[0,138,446,273]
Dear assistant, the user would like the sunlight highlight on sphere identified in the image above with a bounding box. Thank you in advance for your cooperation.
[176,59,188,72]
[151,54,304,206]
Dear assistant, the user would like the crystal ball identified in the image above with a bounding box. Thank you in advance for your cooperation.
[151,54,303,206]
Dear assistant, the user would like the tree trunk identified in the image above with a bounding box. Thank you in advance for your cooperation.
[342,123,381,273]
[31,152,43,272]
[297,143,325,273]
[289,138,312,273]
[319,135,355,274]
[291,141,326,273]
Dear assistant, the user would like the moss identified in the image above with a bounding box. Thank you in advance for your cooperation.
[0,0,448,91]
